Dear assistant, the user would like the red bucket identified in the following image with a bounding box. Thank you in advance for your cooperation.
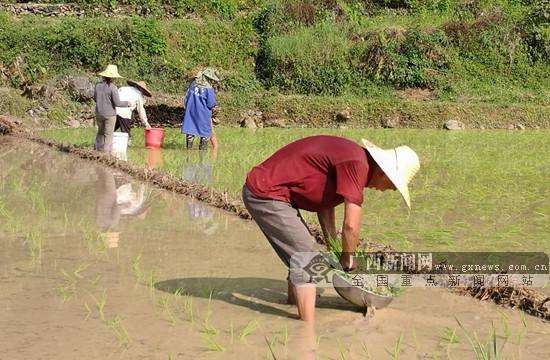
[144,128,164,149]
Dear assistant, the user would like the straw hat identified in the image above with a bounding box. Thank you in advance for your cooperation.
[98,64,122,78]
[202,67,220,82]
[127,79,152,97]
[361,139,420,208]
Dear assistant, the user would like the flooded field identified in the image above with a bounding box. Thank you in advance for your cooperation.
[40,127,550,253]
[1,136,549,359]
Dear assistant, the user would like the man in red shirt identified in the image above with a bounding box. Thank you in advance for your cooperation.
[243,135,420,320]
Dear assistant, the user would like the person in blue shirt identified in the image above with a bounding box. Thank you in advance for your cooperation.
[181,68,220,150]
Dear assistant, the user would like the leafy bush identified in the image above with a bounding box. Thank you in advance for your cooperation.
[521,0,550,63]
[357,28,450,88]
[258,21,355,95]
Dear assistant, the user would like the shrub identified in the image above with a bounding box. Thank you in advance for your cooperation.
[258,21,355,95]
[357,28,450,88]
[521,0,550,63]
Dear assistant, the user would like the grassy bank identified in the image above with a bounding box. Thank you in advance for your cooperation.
[39,127,550,253]
[1,0,548,128]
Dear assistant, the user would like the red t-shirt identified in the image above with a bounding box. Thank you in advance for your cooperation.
[245,135,372,212]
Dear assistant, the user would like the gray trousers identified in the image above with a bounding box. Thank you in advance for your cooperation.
[242,186,320,283]
[95,114,116,153]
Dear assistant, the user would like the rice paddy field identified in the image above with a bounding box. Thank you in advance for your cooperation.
[2,134,549,359]
[40,127,550,253]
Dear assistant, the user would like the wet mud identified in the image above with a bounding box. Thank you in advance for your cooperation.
[1,136,549,359]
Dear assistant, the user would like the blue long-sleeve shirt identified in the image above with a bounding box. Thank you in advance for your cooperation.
[181,82,217,137]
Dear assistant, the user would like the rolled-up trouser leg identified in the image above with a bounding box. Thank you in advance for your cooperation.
[242,185,319,284]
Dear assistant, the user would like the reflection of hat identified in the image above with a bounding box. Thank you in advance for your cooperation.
[127,79,152,97]
[98,64,122,78]
[361,139,420,208]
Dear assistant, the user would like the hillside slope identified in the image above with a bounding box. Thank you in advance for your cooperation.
[0,0,548,128]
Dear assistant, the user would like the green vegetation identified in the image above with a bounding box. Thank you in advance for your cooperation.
[40,127,550,253]
[0,0,548,127]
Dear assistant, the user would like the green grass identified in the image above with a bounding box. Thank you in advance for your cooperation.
[40,127,550,252]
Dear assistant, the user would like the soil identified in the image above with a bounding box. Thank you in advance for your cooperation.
[1,136,549,359]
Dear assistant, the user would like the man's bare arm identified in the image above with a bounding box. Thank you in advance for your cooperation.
[317,207,337,243]
[340,200,362,270]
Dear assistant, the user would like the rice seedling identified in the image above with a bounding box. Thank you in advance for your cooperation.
[105,315,130,346]
[146,269,157,296]
[202,333,225,352]
[57,284,75,302]
[90,274,102,288]
[131,252,144,283]
[157,296,178,326]
[316,335,322,347]
[278,326,288,346]
[93,290,107,322]
[200,309,218,335]
[337,338,348,359]
[455,317,508,360]
[229,321,235,344]
[496,310,511,341]
[441,327,460,345]
[391,332,404,360]
[24,230,43,265]
[181,295,194,323]
[265,336,278,360]
[360,341,371,359]
[516,311,528,347]
[84,302,92,320]
[239,319,258,342]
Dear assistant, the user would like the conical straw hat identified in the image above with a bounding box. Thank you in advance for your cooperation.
[361,139,420,208]
[127,79,152,97]
[98,64,122,78]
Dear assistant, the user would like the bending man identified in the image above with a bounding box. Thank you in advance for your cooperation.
[242,135,420,321]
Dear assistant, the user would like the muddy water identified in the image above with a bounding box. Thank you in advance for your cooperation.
[1,136,548,359]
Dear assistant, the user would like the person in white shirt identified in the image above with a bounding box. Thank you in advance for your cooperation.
[115,80,152,141]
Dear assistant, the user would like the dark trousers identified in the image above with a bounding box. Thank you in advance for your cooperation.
[115,115,133,138]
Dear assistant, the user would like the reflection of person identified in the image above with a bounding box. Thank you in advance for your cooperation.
[93,65,134,152]
[181,150,219,235]
[117,183,150,217]
[242,136,420,321]
[181,68,220,150]
[94,166,121,247]
[182,150,214,185]
[115,80,153,141]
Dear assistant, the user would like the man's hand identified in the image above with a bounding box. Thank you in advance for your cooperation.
[145,124,152,130]
[339,252,356,272]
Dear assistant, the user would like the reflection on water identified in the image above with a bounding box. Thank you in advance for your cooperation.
[181,149,220,235]
[94,165,155,248]
[147,148,163,169]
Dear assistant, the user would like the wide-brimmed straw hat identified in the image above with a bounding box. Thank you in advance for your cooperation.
[127,79,152,97]
[98,64,122,78]
[361,139,420,208]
